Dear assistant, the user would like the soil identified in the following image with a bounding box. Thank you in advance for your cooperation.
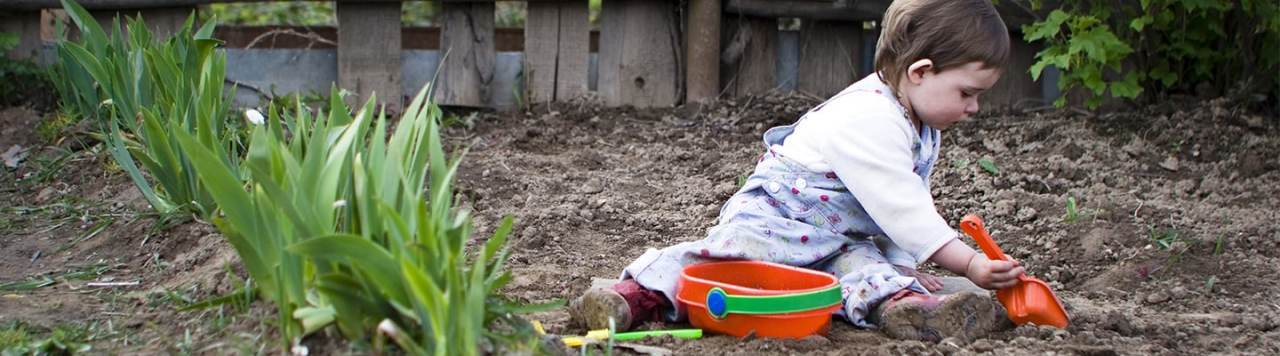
[2,92,1279,354]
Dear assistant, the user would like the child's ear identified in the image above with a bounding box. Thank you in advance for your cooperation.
[906,59,935,85]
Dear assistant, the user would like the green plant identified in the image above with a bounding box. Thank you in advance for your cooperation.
[53,0,240,218]
[1062,196,1080,223]
[0,322,94,355]
[1149,226,1181,250]
[1023,0,1280,108]
[978,157,1000,175]
[178,86,546,353]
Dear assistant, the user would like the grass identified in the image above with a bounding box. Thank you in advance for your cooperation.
[0,262,115,291]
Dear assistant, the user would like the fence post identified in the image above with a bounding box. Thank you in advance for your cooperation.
[797,20,861,98]
[437,1,496,107]
[0,11,42,60]
[686,0,720,103]
[337,1,403,111]
[720,15,776,97]
[598,0,680,107]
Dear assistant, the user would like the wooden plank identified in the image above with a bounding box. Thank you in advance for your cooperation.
[720,15,776,97]
[685,0,720,103]
[436,1,496,107]
[725,0,888,22]
[598,0,680,107]
[337,1,402,111]
[1,0,583,11]
[0,11,43,60]
[524,1,559,104]
[554,0,589,101]
[980,31,1041,110]
[797,20,861,98]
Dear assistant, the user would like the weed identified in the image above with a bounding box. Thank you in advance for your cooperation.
[0,262,113,291]
[0,321,94,355]
[1062,196,1080,223]
[1213,235,1226,255]
[1149,227,1181,250]
[35,110,76,143]
[951,158,970,170]
[978,157,1000,175]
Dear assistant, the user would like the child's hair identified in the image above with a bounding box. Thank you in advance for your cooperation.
[874,0,1010,92]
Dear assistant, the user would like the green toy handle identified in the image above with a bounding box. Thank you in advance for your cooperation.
[611,329,703,341]
[706,286,842,319]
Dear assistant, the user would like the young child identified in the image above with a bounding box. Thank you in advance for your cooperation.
[570,0,1025,342]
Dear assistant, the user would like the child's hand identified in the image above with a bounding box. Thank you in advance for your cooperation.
[965,255,1024,290]
[894,265,943,292]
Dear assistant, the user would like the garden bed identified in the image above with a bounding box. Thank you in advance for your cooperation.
[2,93,1279,354]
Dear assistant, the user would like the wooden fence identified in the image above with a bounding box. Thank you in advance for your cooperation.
[1,0,1052,111]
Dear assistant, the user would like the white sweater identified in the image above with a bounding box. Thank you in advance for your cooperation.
[773,75,957,267]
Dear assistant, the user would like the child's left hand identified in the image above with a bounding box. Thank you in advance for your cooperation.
[894,265,943,292]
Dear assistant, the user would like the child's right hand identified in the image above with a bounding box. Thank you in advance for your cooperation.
[966,254,1025,290]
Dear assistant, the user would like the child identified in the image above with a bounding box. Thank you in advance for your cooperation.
[570,0,1025,342]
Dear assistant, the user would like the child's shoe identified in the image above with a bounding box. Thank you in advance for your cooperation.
[568,279,669,331]
[871,290,1007,342]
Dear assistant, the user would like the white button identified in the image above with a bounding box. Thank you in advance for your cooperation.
[794,178,807,190]
[768,181,781,193]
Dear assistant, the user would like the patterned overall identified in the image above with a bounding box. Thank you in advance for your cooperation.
[621,84,943,327]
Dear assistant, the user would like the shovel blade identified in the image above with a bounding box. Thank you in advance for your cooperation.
[997,276,1069,329]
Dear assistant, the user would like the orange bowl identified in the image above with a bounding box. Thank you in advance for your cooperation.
[677,260,842,338]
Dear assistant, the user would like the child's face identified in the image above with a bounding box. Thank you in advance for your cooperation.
[901,61,1002,130]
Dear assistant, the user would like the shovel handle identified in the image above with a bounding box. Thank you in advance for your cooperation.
[959,215,1008,262]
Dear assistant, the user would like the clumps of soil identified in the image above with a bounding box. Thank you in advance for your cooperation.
[451,93,1280,355]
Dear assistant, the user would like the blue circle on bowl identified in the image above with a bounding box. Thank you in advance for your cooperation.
[707,288,728,319]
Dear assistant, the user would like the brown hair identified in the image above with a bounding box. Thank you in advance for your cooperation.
[874,0,1010,92]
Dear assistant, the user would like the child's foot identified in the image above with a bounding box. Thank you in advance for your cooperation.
[873,290,1007,342]
[568,287,633,330]
[567,279,670,331]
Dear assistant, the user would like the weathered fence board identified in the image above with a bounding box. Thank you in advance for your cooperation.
[90,7,191,39]
[725,0,886,22]
[720,15,776,97]
[524,2,559,103]
[554,0,589,101]
[436,1,496,107]
[337,1,402,110]
[797,20,861,98]
[598,0,679,107]
[524,0,589,103]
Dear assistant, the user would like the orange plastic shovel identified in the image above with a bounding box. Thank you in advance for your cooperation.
[958,214,1069,329]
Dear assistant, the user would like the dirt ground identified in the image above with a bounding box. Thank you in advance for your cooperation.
[2,92,1278,354]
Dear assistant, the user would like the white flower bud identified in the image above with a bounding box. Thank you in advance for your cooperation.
[244,109,265,125]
